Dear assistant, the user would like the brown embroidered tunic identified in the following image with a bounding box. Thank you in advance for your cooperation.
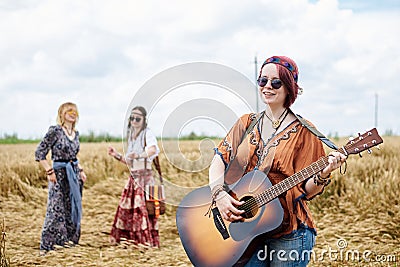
[215,113,326,237]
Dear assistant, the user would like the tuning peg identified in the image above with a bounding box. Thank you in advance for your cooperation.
[367,149,372,154]
[359,153,363,158]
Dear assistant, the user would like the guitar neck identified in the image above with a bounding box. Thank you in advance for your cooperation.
[255,147,345,206]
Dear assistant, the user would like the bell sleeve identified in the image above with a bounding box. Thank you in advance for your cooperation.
[35,126,58,161]
[144,128,160,161]
[214,113,254,168]
[292,124,326,201]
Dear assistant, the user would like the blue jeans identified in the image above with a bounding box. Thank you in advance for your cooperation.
[244,226,316,267]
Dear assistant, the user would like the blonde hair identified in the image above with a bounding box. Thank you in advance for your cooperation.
[56,102,79,130]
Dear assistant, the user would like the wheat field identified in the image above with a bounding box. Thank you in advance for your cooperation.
[0,137,399,267]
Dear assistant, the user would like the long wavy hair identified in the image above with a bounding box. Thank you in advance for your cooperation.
[56,102,79,130]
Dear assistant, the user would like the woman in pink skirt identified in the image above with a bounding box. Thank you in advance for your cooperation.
[108,106,160,248]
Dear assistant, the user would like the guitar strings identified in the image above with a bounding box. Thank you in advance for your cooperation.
[238,156,331,214]
[237,130,367,215]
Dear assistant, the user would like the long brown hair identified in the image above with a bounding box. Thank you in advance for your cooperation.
[127,106,147,139]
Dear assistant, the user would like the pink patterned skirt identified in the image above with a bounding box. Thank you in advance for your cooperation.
[110,169,160,248]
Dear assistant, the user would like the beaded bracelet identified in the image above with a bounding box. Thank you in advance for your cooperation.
[211,184,230,201]
[205,184,229,218]
[114,154,122,161]
[313,173,331,186]
[211,185,225,200]
[46,168,54,175]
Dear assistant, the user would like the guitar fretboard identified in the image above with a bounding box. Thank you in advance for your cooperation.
[255,147,344,207]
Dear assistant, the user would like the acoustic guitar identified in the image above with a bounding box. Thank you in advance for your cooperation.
[176,128,383,267]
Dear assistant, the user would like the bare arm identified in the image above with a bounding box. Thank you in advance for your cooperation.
[209,155,225,189]
[209,155,244,221]
[305,151,347,198]
[126,145,157,160]
[39,159,56,183]
[108,146,127,164]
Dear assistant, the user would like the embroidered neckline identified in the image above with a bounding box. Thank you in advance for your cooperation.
[255,121,300,169]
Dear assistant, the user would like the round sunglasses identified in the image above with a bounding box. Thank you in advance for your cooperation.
[257,77,283,89]
[130,116,142,122]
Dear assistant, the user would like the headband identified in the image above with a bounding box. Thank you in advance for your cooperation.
[262,56,298,83]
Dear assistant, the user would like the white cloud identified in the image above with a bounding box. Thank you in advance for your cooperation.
[0,0,399,139]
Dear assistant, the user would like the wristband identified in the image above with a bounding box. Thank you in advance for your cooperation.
[211,184,229,200]
[320,172,331,179]
[313,173,331,186]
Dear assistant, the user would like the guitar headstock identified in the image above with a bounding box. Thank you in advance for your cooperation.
[343,128,383,156]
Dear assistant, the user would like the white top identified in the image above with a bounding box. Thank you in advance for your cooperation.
[126,128,159,163]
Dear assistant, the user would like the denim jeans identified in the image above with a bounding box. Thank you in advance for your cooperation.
[244,226,316,267]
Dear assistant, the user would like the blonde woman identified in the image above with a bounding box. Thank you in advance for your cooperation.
[35,102,87,253]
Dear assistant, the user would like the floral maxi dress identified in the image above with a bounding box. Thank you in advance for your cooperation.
[35,125,83,251]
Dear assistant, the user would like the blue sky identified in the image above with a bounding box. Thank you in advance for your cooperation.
[0,0,399,139]
[336,0,399,11]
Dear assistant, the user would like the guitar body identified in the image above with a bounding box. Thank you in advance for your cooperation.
[176,170,284,267]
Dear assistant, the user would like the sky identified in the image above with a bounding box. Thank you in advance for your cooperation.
[0,0,399,140]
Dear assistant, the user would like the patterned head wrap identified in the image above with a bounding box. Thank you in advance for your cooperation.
[261,56,299,82]
[260,56,301,108]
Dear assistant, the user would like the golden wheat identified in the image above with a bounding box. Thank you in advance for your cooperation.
[0,137,399,266]
[0,218,10,267]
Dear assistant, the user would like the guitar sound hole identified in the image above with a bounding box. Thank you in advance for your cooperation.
[238,195,258,219]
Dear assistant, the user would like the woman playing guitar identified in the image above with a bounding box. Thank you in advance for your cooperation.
[209,56,347,266]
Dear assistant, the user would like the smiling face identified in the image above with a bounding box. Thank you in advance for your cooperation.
[57,102,79,128]
[259,64,288,109]
[64,107,78,123]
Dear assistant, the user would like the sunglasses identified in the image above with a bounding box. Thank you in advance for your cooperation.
[130,116,142,122]
[66,109,78,116]
[257,77,283,89]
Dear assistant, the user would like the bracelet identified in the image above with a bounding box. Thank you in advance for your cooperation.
[46,168,54,175]
[114,154,122,161]
[211,184,229,201]
[320,172,331,179]
[313,173,331,186]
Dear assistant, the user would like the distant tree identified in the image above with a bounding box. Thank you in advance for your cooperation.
[384,129,394,136]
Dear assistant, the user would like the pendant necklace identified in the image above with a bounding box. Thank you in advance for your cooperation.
[265,109,288,129]
[63,126,73,136]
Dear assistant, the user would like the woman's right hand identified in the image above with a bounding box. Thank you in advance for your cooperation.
[108,146,116,157]
[47,173,56,183]
[215,191,244,221]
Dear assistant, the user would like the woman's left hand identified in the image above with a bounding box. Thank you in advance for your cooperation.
[321,151,347,177]
[80,171,87,183]
[127,152,139,160]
